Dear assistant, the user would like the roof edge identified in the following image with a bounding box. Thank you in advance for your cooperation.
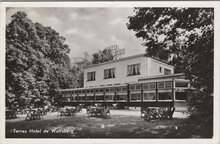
[138,73,185,81]
[84,53,172,69]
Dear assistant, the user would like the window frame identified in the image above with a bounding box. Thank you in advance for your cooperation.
[159,67,162,73]
[104,68,116,79]
[143,83,156,90]
[157,81,172,89]
[105,93,115,101]
[130,84,141,91]
[87,71,96,81]
[116,93,127,102]
[175,91,188,101]
[157,89,173,101]
[164,68,171,75]
[143,90,156,101]
[130,91,141,101]
[127,63,141,76]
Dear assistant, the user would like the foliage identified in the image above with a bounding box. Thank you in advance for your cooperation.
[72,48,115,87]
[72,52,92,88]
[6,11,76,108]
[73,48,114,87]
[92,48,114,64]
[187,89,213,123]
[127,8,214,121]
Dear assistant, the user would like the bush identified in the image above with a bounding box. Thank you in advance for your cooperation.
[187,89,213,123]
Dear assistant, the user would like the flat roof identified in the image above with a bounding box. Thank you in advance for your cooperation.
[59,84,127,91]
[84,53,173,69]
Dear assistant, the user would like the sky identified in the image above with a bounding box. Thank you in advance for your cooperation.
[6,8,145,60]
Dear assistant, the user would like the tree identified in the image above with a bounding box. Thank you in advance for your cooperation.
[127,8,213,121]
[72,52,92,88]
[72,49,114,87]
[6,11,76,108]
[92,48,114,64]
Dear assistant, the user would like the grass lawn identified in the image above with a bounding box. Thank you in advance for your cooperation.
[6,110,213,138]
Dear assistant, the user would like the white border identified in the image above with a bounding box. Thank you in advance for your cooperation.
[0,1,220,144]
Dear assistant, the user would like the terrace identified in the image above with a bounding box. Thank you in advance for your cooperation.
[5,108,212,138]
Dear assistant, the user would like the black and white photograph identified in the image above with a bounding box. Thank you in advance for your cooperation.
[1,1,220,143]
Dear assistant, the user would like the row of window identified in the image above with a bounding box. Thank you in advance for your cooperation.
[129,82,172,91]
[61,82,174,95]
[88,64,172,81]
[73,95,127,101]
[87,63,141,81]
[62,87,127,95]
[62,91,187,102]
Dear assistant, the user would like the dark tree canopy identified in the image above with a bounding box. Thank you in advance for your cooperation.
[127,8,214,121]
[6,11,76,108]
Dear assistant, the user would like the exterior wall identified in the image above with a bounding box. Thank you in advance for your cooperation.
[83,55,174,88]
[147,58,174,76]
[84,56,147,88]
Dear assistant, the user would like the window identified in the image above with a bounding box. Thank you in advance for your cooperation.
[175,92,187,100]
[127,63,140,76]
[143,92,156,101]
[130,84,141,91]
[116,87,122,92]
[78,96,85,101]
[87,71,95,81]
[95,89,100,93]
[87,95,94,101]
[130,92,141,101]
[105,94,114,101]
[175,82,188,87]
[105,88,110,93]
[116,94,127,101]
[158,90,172,101]
[72,96,77,102]
[104,68,115,79]
[100,88,104,92]
[122,87,127,92]
[164,68,171,75]
[130,85,136,91]
[157,82,165,89]
[136,84,141,90]
[150,83,156,89]
[159,67,162,73]
[110,87,115,92]
[165,82,172,89]
[143,84,149,90]
[95,95,104,101]
[157,82,172,89]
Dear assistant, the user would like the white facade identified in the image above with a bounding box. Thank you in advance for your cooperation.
[84,54,174,88]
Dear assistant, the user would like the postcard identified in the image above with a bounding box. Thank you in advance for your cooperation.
[0,1,219,144]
